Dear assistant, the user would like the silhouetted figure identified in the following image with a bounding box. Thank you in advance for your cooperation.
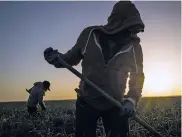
[26,81,51,116]
[44,1,145,137]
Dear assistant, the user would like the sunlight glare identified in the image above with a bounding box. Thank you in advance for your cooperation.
[144,65,174,95]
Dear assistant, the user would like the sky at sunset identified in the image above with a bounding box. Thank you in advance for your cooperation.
[0,1,181,102]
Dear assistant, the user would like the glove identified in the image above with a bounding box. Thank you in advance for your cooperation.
[44,47,63,68]
[120,98,136,117]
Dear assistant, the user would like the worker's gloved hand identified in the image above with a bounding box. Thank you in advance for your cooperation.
[120,98,136,118]
[44,47,63,68]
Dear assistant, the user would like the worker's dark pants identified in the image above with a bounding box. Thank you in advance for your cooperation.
[27,106,38,116]
[75,97,129,137]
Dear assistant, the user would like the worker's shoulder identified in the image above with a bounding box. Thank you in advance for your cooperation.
[31,86,43,93]
[82,25,100,33]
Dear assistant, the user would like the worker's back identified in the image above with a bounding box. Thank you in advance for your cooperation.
[27,82,45,107]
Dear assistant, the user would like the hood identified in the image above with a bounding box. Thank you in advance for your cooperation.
[99,1,145,34]
[34,82,43,88]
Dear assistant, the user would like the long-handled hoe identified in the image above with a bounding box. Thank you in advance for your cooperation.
[55,55,163,137]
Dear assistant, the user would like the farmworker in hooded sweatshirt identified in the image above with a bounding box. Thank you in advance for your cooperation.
[26,81,51,115]
[43,1,145,137]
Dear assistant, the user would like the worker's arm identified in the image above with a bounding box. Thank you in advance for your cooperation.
[38,91,46,110]
[127,44,145,104]
[44,27,93,68]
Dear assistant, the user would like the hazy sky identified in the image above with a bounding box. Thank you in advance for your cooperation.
[0,1,181,102]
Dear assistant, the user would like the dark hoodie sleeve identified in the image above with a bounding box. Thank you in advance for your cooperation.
[127,43,145,102]
[59,27,92,67]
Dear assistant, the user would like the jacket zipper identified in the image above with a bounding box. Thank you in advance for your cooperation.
[93,32,133,83]
[93,32,133,68]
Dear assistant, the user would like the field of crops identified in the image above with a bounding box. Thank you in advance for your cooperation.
[0,96,181,137]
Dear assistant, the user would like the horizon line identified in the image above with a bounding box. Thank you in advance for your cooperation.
[0,95,181,103]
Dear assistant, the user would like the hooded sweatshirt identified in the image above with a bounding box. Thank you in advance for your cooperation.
[50,1,145,110]
[27,82,45,107]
